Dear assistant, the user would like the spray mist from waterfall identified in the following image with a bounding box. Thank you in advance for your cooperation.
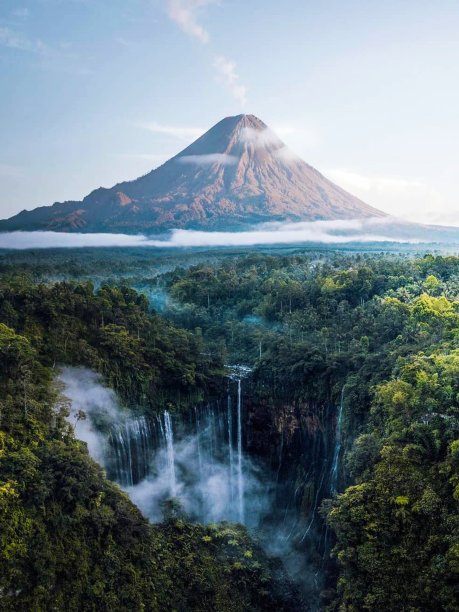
[59,366,269,527]
[58,366,333,604]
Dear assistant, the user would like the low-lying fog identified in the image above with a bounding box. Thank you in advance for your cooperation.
[1,217,453,249]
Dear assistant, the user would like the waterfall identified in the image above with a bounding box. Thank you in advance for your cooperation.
[164,410,177,496]
[195,406,203,480]
[62,366,266,528]
[237,377,244,523]
[80,366,259,526]
[108,415,153,486]
[330,387,344,496]
[227,393,234,502]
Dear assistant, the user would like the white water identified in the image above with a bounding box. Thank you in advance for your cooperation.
[108,416,153,486]
[164,410,177,496]
[330,387,344,496]
[195,406,203,480]
[237,378,245,522]
[227,394,234,502]
[61,366,269,527]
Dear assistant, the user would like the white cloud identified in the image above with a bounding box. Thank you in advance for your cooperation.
[166,0,214,44]
[326,168,458,226]
[118,152,173,163]
[240,126,281,147]
[213,55,247,105]
[239,127,300,162]
[0,219,430,250]
[12,8,30,19]
[164,3,248,105]
[272,123,319,151]
[327,169,425,193]
[134,121,204,141]
[177,153,238,165]
[0,26,49,55]
[273,146,301,163]
[426,210,459,226]
[115,36,131,48]
[0,26,88,75]
[0,163,24,179]
[151,219,416,247]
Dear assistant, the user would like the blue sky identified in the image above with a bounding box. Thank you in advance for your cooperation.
[1,0,459,225]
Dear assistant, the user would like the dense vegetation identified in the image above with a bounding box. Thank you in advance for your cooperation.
[160,252,459,609]
[0,277,223,411]
[0,275,300,610]
[328,348,459,610]
[0,247,458,610]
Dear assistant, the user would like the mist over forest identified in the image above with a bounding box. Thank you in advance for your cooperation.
[0,243,457,610]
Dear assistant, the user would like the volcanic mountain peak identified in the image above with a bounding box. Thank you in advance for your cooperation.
[172,114,281,162]
[0,113,386,234]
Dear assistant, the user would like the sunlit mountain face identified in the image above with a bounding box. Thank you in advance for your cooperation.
[0,114,384,234]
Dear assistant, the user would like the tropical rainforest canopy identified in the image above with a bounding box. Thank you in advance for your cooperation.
[0,246,457,610]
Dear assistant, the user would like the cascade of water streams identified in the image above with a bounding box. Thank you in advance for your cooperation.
[227,393,234,502]
[329,387,344,496]
[98,366,255,525]
[164,410,177,496]
[194,406,203,480]
[108,415,154,486]
[62,365,335,600]
[237,377,244,523]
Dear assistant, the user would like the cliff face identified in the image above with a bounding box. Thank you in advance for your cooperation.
[246,395,339,530]
[0,114,384,233]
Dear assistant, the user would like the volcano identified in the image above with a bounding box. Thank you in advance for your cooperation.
[0,114,385,233]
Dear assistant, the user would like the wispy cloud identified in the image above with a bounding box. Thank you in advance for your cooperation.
[327,169,426,193]
[12,8,30,19]
[213,55,247,105]
[273,146,301,163]
[166,0,214,44]
[164,1,249,105]
[0,26,49,55]
[117,152,173,164]
[325,168,455,225]
[272,123,319,151]
[240,126,282,147]
[115,36,132,48]
[135,121,204,141]
[177,153,238,165]
[0,163,24,179]
[239,126,300,163]
[0,25,89,75]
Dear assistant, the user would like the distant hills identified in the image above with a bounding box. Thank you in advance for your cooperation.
[0,114,386,234]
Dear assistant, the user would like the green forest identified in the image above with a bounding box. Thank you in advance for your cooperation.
[0,247,458,610]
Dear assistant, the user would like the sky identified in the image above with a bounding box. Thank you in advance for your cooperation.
[1,0,458,226]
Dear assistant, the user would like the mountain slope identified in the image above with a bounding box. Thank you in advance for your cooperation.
[0,114,385,233]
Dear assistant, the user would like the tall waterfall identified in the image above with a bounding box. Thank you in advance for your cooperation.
[330,387,344,496]
[108,415,153,486]
[227,394,234,501]
[99,370,261,526]
[195,406,203,480]
[164,410,177,496]
[236,377,244,522]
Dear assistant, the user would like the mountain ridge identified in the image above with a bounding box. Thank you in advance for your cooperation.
[0,114,385,234]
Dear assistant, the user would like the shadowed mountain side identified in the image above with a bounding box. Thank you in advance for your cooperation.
[0,114,385,234]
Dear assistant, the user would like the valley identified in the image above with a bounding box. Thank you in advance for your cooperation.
[0,246,457,609]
